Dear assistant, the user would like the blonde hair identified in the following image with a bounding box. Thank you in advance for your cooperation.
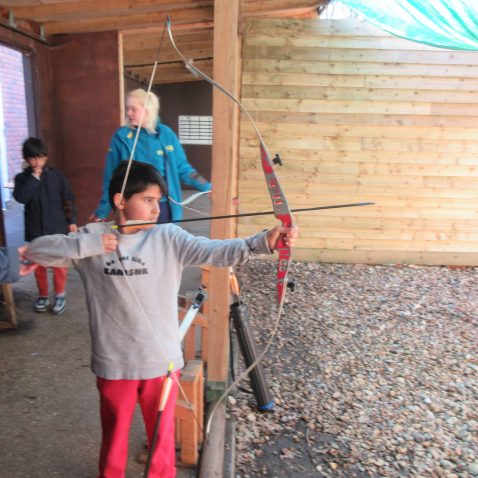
[126,89,160,134]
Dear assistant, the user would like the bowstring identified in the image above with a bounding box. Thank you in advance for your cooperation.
[113,20,200,426]
[166,16,291,436]
[118,24,166,200]
[168,194,210,217]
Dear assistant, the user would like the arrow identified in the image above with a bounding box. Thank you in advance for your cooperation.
[112,201,374,229]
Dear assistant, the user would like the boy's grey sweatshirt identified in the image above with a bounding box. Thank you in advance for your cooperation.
[26,222,272,380]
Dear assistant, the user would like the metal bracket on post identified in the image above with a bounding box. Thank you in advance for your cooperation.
[206,381,226,403]
[8,10,16,28]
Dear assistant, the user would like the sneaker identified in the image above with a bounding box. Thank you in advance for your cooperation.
[52,296,66,315]
[34,297,50,313]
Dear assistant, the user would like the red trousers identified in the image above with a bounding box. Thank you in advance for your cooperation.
[96,372,179,478]
[34,265,67,296]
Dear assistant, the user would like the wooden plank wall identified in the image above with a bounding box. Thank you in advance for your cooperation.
[237,18,478,265]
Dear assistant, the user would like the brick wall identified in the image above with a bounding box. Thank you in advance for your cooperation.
[0,45,28,182]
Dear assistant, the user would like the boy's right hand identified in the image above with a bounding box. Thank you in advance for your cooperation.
[101,234,118,253]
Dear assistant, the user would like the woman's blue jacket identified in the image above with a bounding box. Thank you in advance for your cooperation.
[95,121,211,221]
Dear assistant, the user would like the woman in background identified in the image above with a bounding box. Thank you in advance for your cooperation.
[92,89,211,224]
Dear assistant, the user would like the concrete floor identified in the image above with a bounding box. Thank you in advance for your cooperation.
[0,193,211,478]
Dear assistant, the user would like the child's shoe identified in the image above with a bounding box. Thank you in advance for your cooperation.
[52,296,66,315]
[34,297,50,313]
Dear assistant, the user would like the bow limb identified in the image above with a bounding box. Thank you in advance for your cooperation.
[259,142,293,306]
[168,190,211,206]
[167,17,296,438]
[119,27,165,199]
[167,17,294,306]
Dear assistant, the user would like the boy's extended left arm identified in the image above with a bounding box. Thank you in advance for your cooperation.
[178,229,272,268]
[177,225,298,269]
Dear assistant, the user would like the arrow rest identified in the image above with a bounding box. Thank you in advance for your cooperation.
[272,153,282,166]
[287,279,295,292]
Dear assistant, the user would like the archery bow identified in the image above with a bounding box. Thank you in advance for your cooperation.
[166,16,293,307]
[166,16,299,434]
[136,17,372,439]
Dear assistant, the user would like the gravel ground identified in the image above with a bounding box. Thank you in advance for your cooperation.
[231,261,478,478]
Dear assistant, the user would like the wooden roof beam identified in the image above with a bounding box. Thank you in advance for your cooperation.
[42,6,213,35]
[121,20,212,36]
[125,58,212,84]
[250,8,321,19]
[242,0,320,17]
[0,7,47,44]
[124,29,212,51]
[10,0,213,22]
[124,45,212,64]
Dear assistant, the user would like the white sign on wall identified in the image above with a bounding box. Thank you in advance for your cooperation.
[178,115,212,145]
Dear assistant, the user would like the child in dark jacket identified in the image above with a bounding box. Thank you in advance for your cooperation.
[13,137,77,314]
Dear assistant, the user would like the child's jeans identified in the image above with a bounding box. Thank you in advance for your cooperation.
[34,265,67,296]
[96,372,180,478]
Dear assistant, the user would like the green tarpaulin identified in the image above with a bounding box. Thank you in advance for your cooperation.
[338,0,478,50]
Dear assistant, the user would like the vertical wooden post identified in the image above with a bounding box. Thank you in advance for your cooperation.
[207,0,241,401]
[118,32,125,123]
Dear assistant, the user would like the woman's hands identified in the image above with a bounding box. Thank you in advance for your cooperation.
[88,214,106,223]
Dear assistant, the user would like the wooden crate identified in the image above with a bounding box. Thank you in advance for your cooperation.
[175,266,209,466]
[175,360,204,466]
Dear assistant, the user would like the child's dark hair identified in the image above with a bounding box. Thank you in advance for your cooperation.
[108,161,168,209]
[22,137,48,159]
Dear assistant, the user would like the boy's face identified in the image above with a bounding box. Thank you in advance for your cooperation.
[115,184,161,233]
[26,155,47,170]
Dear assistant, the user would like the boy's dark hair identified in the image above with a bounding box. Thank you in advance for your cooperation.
[109,161,168,209]
[22,137,48,159]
